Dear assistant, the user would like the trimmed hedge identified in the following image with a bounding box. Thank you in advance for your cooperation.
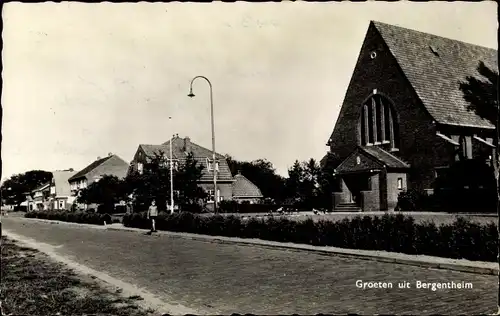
[217,200,310,214]
[396,188,497,213]
[25,210,112,226]
[123,211,498,262]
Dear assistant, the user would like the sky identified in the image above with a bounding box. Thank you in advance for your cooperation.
[1,2,498,181]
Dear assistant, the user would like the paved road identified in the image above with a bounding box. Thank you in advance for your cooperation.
[2,217,496,314]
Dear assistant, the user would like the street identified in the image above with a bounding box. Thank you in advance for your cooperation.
[2,216,496,314]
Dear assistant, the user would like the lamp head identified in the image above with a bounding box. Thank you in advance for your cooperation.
[187,88,195,98]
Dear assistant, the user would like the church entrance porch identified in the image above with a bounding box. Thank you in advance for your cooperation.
[332,146,410,212]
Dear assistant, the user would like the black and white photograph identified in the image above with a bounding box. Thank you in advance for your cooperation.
[0,1,498,315]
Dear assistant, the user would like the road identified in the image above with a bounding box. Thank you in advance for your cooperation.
[2,216,496,314]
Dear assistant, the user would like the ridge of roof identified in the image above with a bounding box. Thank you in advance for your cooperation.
[370,21,497,129]
[371,21,497,52]
[68,155,114,181]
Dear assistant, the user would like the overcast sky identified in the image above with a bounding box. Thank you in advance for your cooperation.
[2,2,497,180]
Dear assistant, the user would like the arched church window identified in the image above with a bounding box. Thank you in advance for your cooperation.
[360,94,399,150]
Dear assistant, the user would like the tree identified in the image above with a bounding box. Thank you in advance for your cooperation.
[77,175,127,212]
[125,151,206,212]
[460,61,498,126]
[225,155,287,203]
[316,151,343,209]
[1,170,53,207]
[459,61,500,313]
[284,159,322,209]
[173,152,206,211]
[125,151,171,211]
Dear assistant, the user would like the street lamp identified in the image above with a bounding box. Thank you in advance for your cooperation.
[169,117,175,214]
[188,76,218,214]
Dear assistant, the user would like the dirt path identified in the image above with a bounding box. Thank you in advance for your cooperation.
[3,229,201,315]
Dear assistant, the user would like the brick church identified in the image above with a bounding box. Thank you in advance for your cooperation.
[325,21,498,212]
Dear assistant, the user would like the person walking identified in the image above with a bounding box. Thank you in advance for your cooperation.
[147,200,158,233]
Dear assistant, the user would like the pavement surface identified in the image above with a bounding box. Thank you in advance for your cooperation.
[2,216,497,315]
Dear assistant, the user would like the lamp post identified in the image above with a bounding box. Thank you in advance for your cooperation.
[169,117,175,214]
[188,76,218,213]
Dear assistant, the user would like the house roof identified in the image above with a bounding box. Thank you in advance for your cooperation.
[69,155,128,181]
[372,21,497,129]
[52,170,76,197]
[31,182,50,193]
[361,146,410,169]
[335,146,409,175]
[232,173,263,198]
[137,136,233,182]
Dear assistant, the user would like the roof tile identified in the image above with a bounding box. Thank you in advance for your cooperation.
[232,174,263,198]
[372,21,497,129]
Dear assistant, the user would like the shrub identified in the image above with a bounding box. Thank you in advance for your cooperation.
[121,212,497,262]
[395,189,428,212]
[24,210,110,226]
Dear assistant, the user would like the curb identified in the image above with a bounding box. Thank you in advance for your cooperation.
[17,217,498,276]
[21,217,107,229]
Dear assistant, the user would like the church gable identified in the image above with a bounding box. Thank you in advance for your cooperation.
[335,148,384,174]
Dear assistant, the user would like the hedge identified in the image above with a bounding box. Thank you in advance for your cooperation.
[25,210,112,226]
[123,211,498,262]
[396,188,497,213]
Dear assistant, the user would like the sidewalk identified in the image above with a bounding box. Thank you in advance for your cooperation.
[18,217,499,276]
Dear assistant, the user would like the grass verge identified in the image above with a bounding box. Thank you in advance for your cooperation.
[0,236,155,316]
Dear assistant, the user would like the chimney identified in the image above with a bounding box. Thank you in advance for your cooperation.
[108,152,113,157]
[68,168,74,172]
[183,137,191,152]
[97,156,101,160]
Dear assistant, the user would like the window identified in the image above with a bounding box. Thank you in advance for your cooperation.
[167,160,179,170]
[397,178,403,190]
[360,94,399,149]
[137,163,144,174]
[206,159,219,172]
[459,136,472,159]
[207,190,214,203]
[59,200,65,209]
[206,189,221,203]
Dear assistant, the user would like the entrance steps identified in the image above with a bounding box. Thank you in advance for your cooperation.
[334,203,362,212]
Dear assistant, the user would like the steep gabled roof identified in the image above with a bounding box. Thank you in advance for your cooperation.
[232,173,263,198]
[372,21,497,129]
[69,156,114,181]
[137,136,233,182]
[31,182,50,193]
[335,146,409,175]
[52,170,76,197]
[69,155,128,182]
[361,146,410,169]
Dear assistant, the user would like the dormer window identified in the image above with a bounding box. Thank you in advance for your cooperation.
[429,45,439,57]
[206,159,219,172]
[360,94,399,150]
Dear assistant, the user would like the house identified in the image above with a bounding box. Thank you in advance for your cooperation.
[26,182,51,211]
[231,172,264,204]
[26,169,76,211]
[51,169,77,210]
[69,153,129,195]
[324,21,497,212]
[130,136,234,209]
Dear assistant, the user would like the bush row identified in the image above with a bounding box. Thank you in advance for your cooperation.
[123,212,498,262]
[25,210,112,226]
[217,200,318,214]
[396,188,497,213]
